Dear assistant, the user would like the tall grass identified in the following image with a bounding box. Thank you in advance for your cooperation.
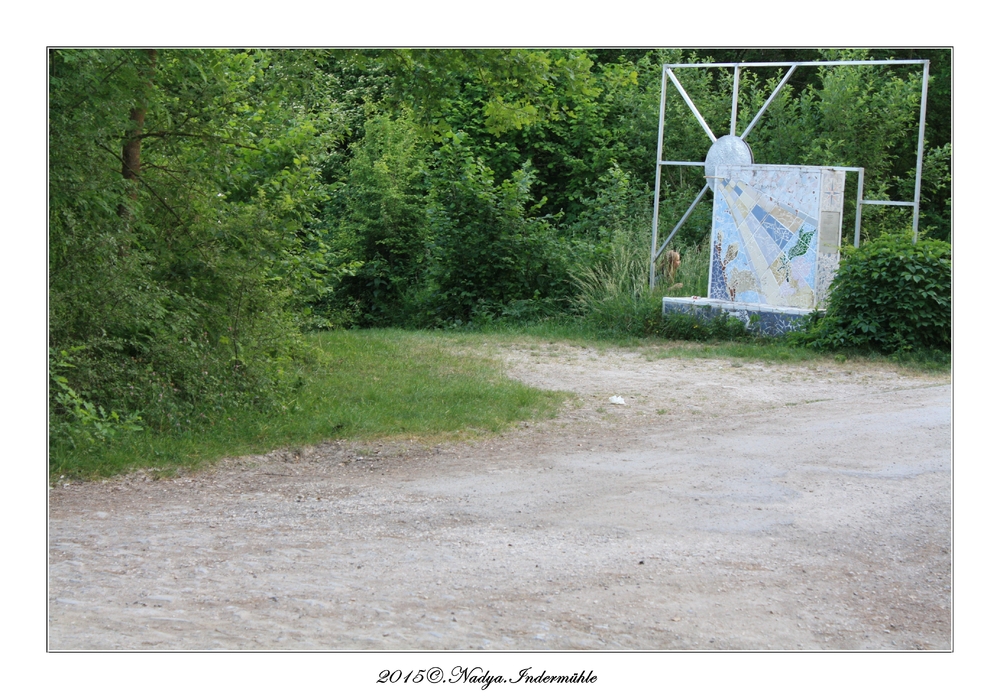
[570,230,666,337]
[570,229,743,341]
[663,240,710,298]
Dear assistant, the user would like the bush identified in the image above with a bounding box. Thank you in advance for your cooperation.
[417,136,572,324]
[49,349,144,452]
[801,234,951,353]
[324,112,431,326]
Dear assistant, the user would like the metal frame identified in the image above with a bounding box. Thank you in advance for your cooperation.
[650,59,932,288]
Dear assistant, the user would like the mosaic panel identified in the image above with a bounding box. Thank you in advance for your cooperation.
[708,165,842,310]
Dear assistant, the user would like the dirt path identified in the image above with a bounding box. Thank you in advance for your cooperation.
[48,342,951,649]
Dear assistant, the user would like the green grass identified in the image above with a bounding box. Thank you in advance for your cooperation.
[633,340,948,373]
[639,341,824,363]
[50,329,568,481]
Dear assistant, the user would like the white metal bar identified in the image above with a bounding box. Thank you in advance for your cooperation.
[854,168,865,247]
[730,65,740,136]
[912,60,931,241]
[656,184,711,260]
[650,66,669,288]
[655,59,933,254]
[714,163,864,173]
[741,65,797,140]
[665,67,717,144]
[667,60,929,69]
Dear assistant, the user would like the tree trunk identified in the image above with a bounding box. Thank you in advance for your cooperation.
[118,50,157,217]
[121,105,146,183]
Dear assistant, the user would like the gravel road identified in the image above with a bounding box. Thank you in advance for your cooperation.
[48,342,951,649]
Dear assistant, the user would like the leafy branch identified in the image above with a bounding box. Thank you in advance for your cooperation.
[137,131,262,151]
[95,141,186,225]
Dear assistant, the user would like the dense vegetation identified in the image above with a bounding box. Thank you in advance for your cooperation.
[793,235,952,355]
[49,48,951,465]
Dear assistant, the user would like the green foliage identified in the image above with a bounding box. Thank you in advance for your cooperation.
[796,234,951,353]
[745,50,923,177]
[323,112,431,325]
[499,57,650,226]
[899,143,952,241]
[49,49,336,455]
[566,163,652,242]
[377,49,601,137]
[417,136,572,324]
[49,349,144,451]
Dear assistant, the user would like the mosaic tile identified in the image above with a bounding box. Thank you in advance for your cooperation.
[709,165,842,310]
[753,226,783,266]
[787,229,814,259]
[770,206,802,231]
[761,213,795,248]
[734,198,751,220]
[822,191,844,211]
[815,251,840,308]
[728,268,761,296]
[790,255,814,286]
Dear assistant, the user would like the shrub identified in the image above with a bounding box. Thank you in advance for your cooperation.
[417,136,572,324]
[49,349,144,452]
[565,162,653,243]
[802,234,951,353]
[325,112,431,326]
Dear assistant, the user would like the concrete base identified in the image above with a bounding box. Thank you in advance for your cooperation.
[662,296,821,336]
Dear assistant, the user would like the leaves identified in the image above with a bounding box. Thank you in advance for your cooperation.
[420,138,571,324]
[800,234,951,353]
[49,49,331,447]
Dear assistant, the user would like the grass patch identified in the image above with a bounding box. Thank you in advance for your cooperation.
[640,341,825,364]
[638,340,949,374]
[444,325,935,378]
[445,320,950,374]
[444,316,657,349]
[50,329,567,481]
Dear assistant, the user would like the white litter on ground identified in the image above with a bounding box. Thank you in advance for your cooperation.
[609,395,626,405]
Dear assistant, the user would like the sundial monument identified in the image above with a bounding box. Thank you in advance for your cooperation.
[651,58,931,334]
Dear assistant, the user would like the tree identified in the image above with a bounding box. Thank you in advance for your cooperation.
[49,49,340,439]
[326,111,431,325]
